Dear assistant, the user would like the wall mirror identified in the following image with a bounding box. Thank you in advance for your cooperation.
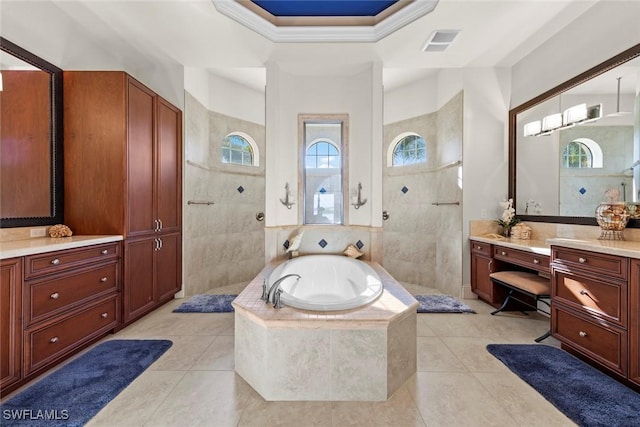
[509,43,640,227]
[0,38,63,228]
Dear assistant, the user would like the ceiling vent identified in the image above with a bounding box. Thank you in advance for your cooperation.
[422,30,460,52]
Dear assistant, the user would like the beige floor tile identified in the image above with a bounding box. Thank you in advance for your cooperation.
[238,400,333,427]
[416,316,438,337]
[407,372,518,426]
[148,335,216,371]
[191,335,235,371]
[473,372,574,427]
[144,371,254,427]
[330,387,426,427]
[441,336,515,373]
[416,336,467,372]
[86,370,186,427]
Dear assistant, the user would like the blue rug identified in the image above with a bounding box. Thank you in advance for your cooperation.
[173,294,237,313]
[0,339,172,427]
[487,344,640,427]
[415,294,476,313]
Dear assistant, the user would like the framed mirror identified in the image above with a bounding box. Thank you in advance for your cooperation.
[509,43,640,227]
[0,38,63,228]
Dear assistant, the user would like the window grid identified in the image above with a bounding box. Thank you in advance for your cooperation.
[305,141,340,169]
[392,134,426,166]
[222,134,253,166]
[562,141,593,168]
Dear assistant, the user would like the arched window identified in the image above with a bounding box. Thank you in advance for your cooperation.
[305,141,340,169]
[389,133,426,166]
[562,138,603,169]
[222,132,258,166]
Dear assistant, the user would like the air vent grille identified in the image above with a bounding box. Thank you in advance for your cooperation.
[422,30,460,52]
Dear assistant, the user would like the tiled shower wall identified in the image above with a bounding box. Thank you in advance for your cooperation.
[184,92,266,296]
[382,92,463,296]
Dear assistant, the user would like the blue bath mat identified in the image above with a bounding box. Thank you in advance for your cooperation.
[487,344,640,426]
[415,294,476,313]
[0,339,172,427]
[173,294,237,313]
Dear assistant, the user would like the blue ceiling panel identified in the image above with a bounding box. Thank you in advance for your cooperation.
[251,1,399,17]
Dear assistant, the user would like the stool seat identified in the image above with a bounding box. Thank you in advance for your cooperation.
[489,271,551,296]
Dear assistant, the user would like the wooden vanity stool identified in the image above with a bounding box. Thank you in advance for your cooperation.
[489,271,551,342]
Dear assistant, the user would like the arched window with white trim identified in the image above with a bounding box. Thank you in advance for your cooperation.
[222,132,259,166]
[562,138,603,169]
[388,132,427,167]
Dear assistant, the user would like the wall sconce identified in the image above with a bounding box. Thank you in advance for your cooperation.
[541,113,562,133]
[280,182,295,209]
[351,182,367,209]
[523,121,541,137]
[526,103,602,137]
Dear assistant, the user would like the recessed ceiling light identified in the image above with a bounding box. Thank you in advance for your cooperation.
[421,29,460,52]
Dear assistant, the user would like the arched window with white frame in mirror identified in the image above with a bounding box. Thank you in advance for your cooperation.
[222,132,259,166]
[388,132,427,167]
[562,138,603,169]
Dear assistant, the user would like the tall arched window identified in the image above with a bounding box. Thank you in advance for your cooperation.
[222,132,258,166]
[389,133,426,166]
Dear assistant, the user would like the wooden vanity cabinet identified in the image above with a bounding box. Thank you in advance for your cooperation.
[551,246,635,385]
[1,258,22,391]
[470,241,497,304]
[630,259,640,386]
[64,71,182,325]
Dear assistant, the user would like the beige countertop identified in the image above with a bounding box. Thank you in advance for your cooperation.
[0,235,123,260]
[471,235,640,259]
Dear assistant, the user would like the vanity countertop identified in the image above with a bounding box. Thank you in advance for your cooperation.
[546,238,640,259]
[470,236,551,256]
[0,235,123,260]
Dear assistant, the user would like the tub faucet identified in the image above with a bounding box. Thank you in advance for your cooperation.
[267,274,301,308]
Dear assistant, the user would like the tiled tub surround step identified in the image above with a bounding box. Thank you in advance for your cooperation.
[233,260,418,401]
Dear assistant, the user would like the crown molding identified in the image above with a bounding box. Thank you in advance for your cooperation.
[212,0,439,43]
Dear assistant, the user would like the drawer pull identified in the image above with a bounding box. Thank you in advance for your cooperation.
[477,246,482,250]
[101,249,108,255]
[100,277,108,283]
[101,312,108,319]
[578,257,587,264]
[51,258,60,265]
[50,336,59,343]
[501,251,507,256]
[579,331,588,338]
[579,289,589,296]
[533,259,540,264]
[50,292,60,300]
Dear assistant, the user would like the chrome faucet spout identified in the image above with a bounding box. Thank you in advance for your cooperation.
[267,273,301,306]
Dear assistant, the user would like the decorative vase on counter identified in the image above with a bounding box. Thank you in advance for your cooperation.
[595,189,629,240]
[502,227,511,238]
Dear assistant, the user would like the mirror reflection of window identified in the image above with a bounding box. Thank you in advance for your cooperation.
[302,118,345,225]
[562,141,593,168]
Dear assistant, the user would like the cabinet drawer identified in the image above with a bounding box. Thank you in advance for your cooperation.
[551,247,627,281]
[471,240,492,255]
[24,295,119,375]
[25,242,120,279]
[553,270,627,327]
[493,246,549,272]
[25,263,120,326]
[552,306,627,376]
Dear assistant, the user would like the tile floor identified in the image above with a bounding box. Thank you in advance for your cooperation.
[7,283,575,426]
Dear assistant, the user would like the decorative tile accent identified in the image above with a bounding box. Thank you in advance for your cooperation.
[356,240,364,250]
[319,187,327,194]
[579,187,587,195]
[318,239,328,248]
[401,186,409,194]
[237,186,245,193]
[283,240,290,250]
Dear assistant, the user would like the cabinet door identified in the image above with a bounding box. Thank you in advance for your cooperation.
[471,253,494,303]
[157,233,182,302]
[1,258,22,390]
[630,259,640,386]
[124,239,156,323]
[156,98,182,234]
[127,78,156,237]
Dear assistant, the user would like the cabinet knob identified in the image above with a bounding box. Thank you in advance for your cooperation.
[578,257,587,264]
[101,312,108,319]
[501,251,507,256]
[50,336,59,343]
[101,249,108,255]
[579,289,589,296]
[533,259,540,264]
[50,292,60,300]
[477,246,482,250]
[100,277,108,283]
[51,258,60,265]
[579,331,588,338]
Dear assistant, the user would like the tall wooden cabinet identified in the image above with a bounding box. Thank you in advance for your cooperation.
[64,72,182,324]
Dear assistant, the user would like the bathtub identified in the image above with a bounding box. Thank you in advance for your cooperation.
[267,254,383,311]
